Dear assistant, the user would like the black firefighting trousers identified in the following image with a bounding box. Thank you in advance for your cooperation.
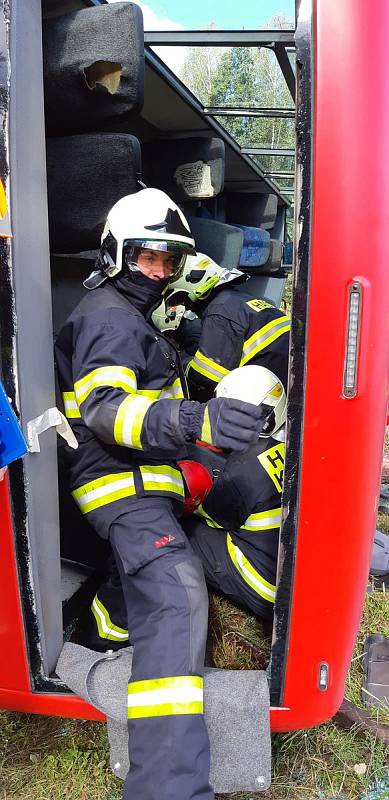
[185,518,275,621]
[85,497,214,800]
[81,515,274,661]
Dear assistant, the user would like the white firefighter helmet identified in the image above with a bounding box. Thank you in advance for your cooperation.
[151,298,186,332]
[166,252,246,304]
[216,365,286,437]
[84,188,196,289]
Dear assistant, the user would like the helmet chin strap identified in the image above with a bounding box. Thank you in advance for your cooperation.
[83,244,118,290]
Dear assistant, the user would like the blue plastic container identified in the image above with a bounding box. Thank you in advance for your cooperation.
[0,382,28,467]
[234,224,271,267]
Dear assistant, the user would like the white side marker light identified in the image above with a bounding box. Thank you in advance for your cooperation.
[343,283,362,398]
[318,662,329,691]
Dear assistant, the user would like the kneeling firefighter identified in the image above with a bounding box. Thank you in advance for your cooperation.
[184,365,287,621]
[55,188,267,800]
[166,253,291,401]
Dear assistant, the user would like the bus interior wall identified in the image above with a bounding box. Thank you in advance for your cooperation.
[40,0,290,690]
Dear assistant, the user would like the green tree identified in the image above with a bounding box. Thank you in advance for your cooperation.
[180,24,225,106]
[178,14,295,182]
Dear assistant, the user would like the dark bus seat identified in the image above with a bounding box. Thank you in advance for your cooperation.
[234,224,271,267]
[187,216,244,269]
[43,2,144,134]
[46,133,142,252]
[226,192,278,230]
[144,137,225,203]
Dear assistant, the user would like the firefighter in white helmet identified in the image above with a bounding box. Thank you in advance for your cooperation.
[55,188,268,800]
[164,252,290,400]
[184,365,287,621]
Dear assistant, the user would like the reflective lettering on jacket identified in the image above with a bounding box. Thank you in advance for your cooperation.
[245,298,272,312]
[257,443,284,492]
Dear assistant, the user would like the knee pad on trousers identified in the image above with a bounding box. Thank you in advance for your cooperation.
[174,556,209,674]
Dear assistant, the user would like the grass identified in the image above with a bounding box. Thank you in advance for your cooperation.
[1,510,388,798]
[346,576,389,724]
[210,581,389,800]
[0,714,120,800]
[1,577,387,799]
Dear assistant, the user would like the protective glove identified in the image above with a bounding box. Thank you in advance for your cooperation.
[179,397,268,452]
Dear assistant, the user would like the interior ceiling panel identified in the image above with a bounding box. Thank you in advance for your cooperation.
[142,66,206,131]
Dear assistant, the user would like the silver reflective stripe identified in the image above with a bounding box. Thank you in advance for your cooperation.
[75,366,137,406]
[72,473,136,514]
[227,534,276,603]
[128,676,204,719]
[139,465,185,496]
[241,508,281,531]
[190,351,229,383]
[241,317,290,365]
[114,395,156,449]
[159,379,184,399]
[62,391,81,419]
[92,595,129,641]
[141,471,183,489]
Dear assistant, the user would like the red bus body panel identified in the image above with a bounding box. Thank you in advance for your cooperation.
[1,0,389,730]
[0,473,103,720]
[273,0,389,730]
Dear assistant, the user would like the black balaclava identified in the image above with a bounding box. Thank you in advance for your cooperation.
[111,269,169,319]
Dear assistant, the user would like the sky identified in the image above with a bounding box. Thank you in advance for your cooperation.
[109,0,294,31]
[108,0,294,73]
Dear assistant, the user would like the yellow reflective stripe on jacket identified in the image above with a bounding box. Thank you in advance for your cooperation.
[189,350,229,384]
[128,675,204,719]
[72,472,136,514]
[74,366,137,406]
[62,391,81,419]
[195,504,222,529]
[227,534,276,603]
[160,378,185,399]
[114,395,156,449]
[241,507,281,531]
[140,465,185,497]
[240,316,290,366]
[200,406,212,444]
[92,594,129,641]
[137,378,184,401]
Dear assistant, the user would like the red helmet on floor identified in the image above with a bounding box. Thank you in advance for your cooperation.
[178,460,213,515]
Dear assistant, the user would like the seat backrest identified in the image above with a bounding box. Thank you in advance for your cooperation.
[234,224,271,267]
[187,216,244,269]
[47,133,142,253]
[237,275,286,309]
[43,2,144,134]
[144,137,225,203]
[226,192,278,230]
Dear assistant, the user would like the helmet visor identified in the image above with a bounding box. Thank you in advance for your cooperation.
[123,240,191,281]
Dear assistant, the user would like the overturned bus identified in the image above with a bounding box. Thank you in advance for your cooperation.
[0,0,388,787]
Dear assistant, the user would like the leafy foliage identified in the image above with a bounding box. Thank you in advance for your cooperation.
[178,15,295,180]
